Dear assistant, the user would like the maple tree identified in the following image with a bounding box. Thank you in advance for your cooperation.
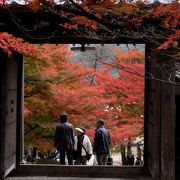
[24,44,144,155]
[24,44,103,152]
[0,32,39,56]
[24,44,99,152]
[0,0,179,54]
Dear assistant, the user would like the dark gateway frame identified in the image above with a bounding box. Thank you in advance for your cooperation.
[0,4,176,180]
[0,43,175,180]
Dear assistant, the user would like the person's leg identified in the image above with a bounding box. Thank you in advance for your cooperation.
[96,155,103,165]
[66,148,73,165]
[81,156,87,165]
[102,154,108,165]
[59,149,66,165]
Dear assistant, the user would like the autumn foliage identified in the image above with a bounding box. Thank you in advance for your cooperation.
[24,44,144,152]
[0,0,179,56]
[0,32,38,56]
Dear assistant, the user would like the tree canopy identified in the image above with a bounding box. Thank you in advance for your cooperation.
[24,44,144,152]
[0,0,179,54]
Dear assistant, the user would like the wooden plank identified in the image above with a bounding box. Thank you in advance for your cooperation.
[160,63,175,180]
[4,57,17,178]
[5,177,153,180]
[145,53,161,180]
[146,55,175,180]
[8,164,149,178]
[0,50,4,178]
[0,53,18,178]
[16,54,24,166]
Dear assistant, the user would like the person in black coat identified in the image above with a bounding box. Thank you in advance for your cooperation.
[54,112,74,165]
[93,119,111,165]
[127,151,135,165]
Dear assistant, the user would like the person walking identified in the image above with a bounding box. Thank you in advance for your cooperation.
[54,112,74,165]
[93,119,111,165]
[74,127,92,165]
[127,151,135,165]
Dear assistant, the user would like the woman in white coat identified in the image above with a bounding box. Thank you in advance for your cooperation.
[74,127,92,165]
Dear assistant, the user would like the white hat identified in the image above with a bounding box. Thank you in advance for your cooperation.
[75,128,84,133]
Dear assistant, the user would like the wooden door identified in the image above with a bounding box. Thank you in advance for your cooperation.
[0,53,17,179]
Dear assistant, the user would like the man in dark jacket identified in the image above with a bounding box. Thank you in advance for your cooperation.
[93,119,111,165]
[54,113,74,165]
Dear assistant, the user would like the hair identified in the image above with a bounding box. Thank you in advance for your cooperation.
[60,112,68,123]
[98,118,105,126]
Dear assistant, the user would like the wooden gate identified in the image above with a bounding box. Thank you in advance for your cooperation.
[0,53,17,179]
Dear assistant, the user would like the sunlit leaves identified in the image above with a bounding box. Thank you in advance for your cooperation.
[0,32,38,56]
